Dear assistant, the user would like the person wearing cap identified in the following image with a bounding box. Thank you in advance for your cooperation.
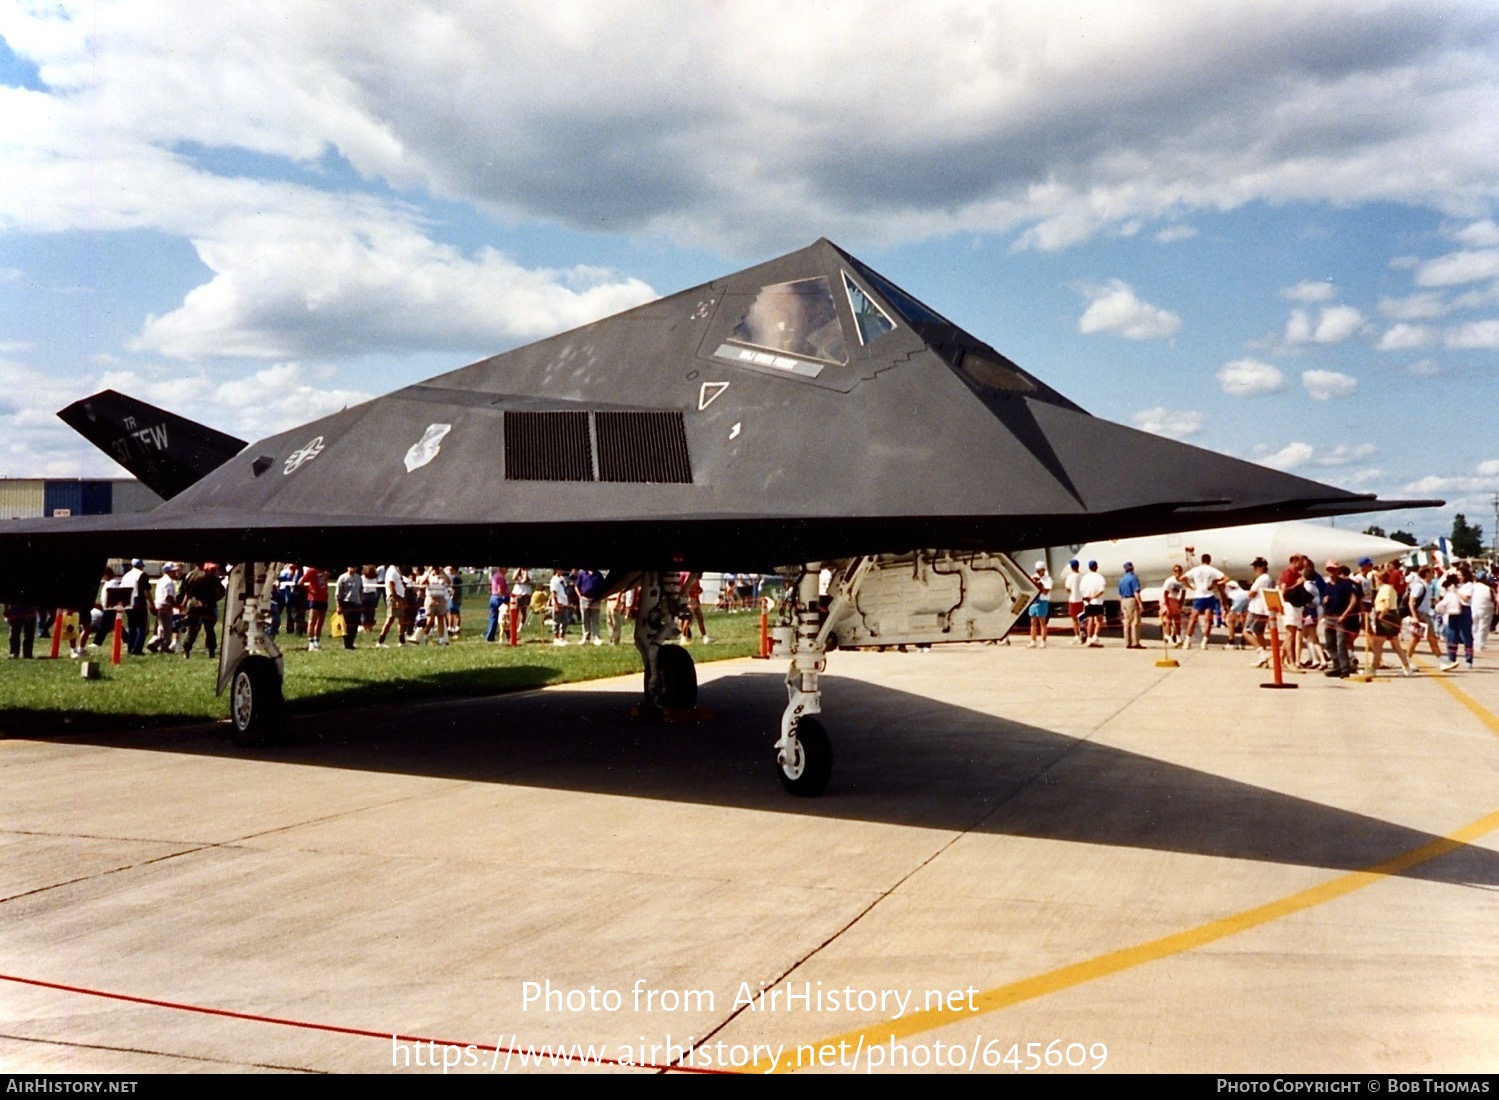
[1245,556,1275,667]
[1118,561,1143,648]
[147,562,180,654]
[1063,559,1085,644]
[1354,556,1379,639]
[1027,560,1053,648]
[1079,560,1107,646]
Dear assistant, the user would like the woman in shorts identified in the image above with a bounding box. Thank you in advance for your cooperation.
[422,565,450,645]
[302,566,328,651]
[1027,561,1052,648]
[1298,562,1327,669]
[1161,564,1186,646]
[1366,572,1413,677]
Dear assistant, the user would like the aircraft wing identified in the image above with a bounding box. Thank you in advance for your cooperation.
[0,239,1436,606]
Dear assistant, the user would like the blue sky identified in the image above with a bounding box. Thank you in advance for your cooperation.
[2,1,1497,543]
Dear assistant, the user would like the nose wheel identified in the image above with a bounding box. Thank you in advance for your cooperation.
[777,717,832,796]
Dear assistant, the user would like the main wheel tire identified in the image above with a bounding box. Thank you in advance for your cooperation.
[230,655,285,746]
[777,717,832,796]
[652,643,697,708]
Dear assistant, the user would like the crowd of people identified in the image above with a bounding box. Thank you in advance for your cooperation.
[3,564,741,659]
[1025,552,1495,677]
[5,552,1493,675]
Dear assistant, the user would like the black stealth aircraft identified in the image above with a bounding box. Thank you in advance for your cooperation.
[2,239,1433,794]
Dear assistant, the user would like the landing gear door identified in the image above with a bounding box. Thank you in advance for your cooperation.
[217,563,284,696]
[823,551,1038,648]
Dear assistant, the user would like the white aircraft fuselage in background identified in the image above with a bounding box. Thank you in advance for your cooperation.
[1020,520,1410,599]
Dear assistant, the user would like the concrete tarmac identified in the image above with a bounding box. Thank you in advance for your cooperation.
[2,639,1497,1074]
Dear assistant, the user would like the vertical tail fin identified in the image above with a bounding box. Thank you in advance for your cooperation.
[57,390,247,500]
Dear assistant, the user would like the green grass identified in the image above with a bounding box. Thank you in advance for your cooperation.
[0,609,766,735]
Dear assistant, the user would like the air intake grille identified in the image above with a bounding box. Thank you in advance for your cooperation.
[595,411,692,483]
[504,410,593,481]
[503,410,692,483]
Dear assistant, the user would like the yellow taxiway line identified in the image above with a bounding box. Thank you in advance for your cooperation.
[751,669,1499,1073]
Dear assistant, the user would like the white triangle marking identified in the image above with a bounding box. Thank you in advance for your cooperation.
[698,381,729,410]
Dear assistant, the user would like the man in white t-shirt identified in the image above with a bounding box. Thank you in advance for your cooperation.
[1181,553,1229,650]
[148,563,180,654]
[1079,560,1107,647]
[378,564,406,647]
[1063,559,1084,644]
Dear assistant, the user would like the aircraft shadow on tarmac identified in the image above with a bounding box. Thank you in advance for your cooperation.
[27,668,1499,890]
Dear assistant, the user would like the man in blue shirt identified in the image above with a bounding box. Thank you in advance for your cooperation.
[1118,562,1144,649]
[1321,561,1362,678]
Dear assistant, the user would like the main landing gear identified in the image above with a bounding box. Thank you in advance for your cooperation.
[633,571,698,713]
[768,551,1035,796]
[219,562,286,745]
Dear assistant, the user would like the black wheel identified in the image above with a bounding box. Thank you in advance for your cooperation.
[649,643,697,708]
[777,717,832,796]
[230,655,285,746]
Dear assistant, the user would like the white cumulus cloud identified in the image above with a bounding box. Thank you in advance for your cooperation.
[1377,323,1433,350]
[128,209,657,361]
[1313,443,1377,466]
[1285,310,1313,344]
[1282,280,1336,303]
[1155,225,1198,244]
[1416,249,1499,287]
[1301,369,1358,400]
[4,2,1499,257]
[1260,442,1316,470]
[1257,441,1374,471]
[0,354,374,476]
[1288,305,1364,344]
[1452,220,1499,248]
[1444,319,1499,348]
[1340,466,1385,487]
[1130,407,1204,437]
[1379,291,1449,320]
[1402,472,1499,494]
[1077,279,1182,340]
[1312,305,1365,343]
[1218,358,1286,397]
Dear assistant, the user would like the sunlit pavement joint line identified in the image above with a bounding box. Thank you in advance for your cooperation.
[754,673,1499,1074]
